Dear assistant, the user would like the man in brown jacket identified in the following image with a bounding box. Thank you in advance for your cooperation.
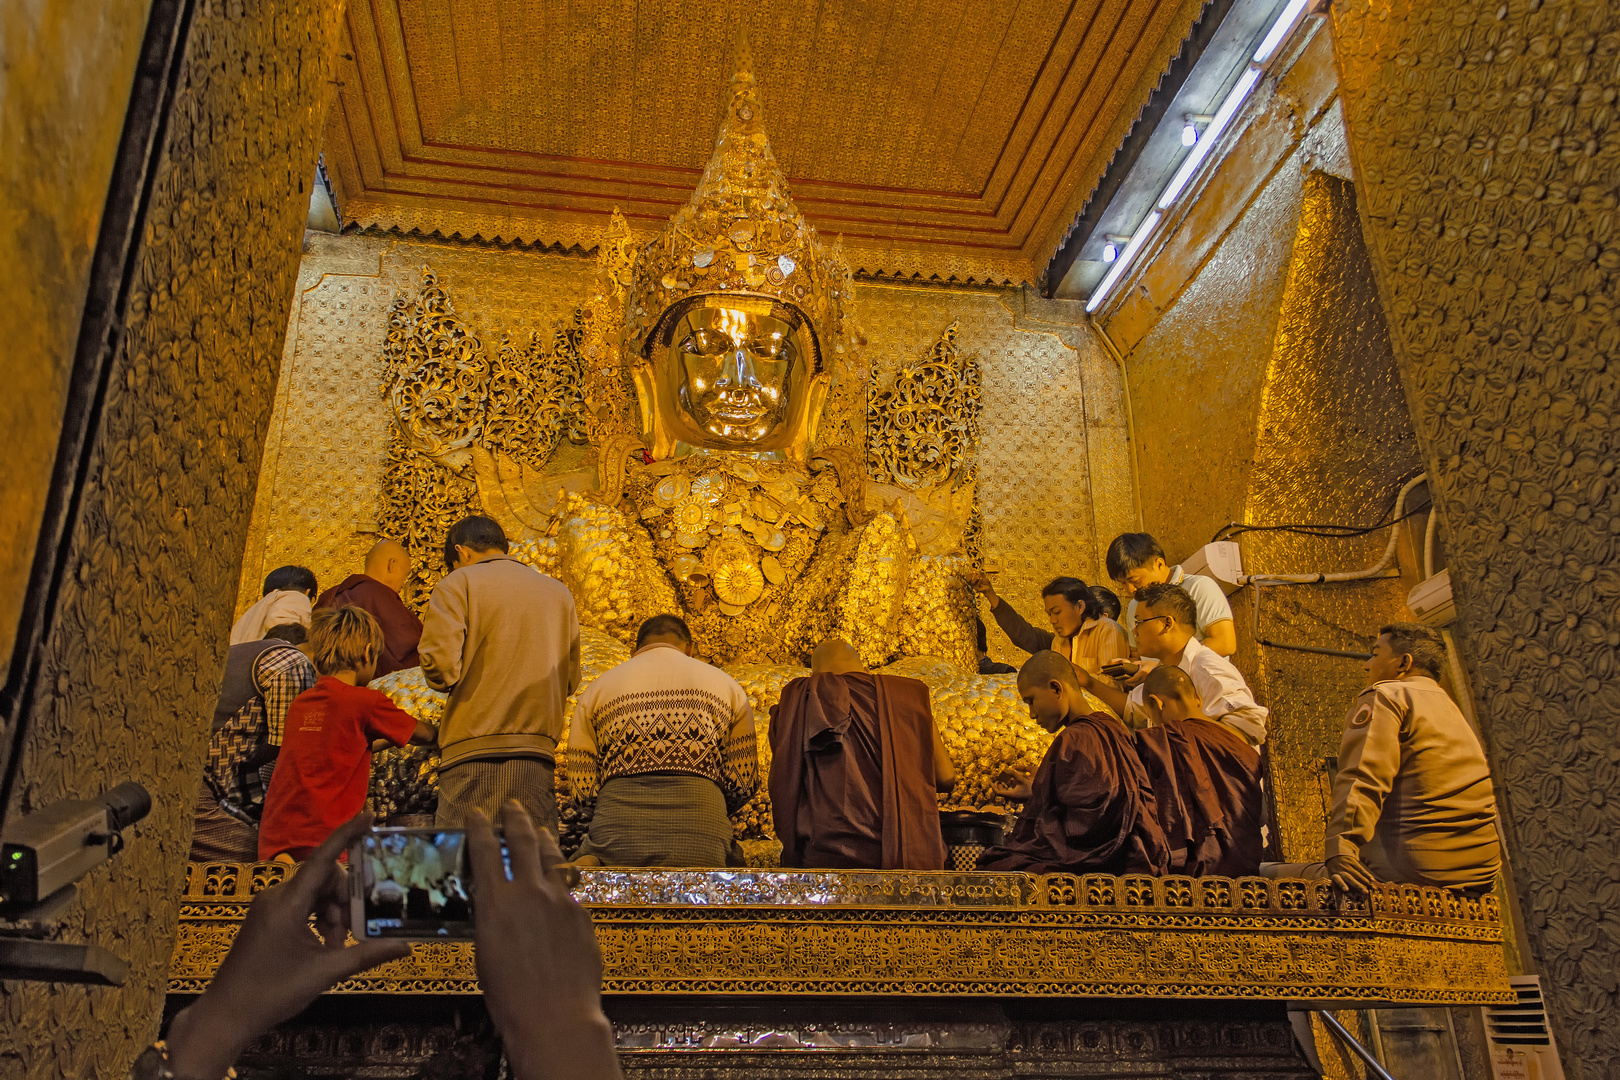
[1264,622,1500,893]
[419,515,581,831]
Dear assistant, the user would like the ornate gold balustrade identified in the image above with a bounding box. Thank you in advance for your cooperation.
[170,863,1512,1006]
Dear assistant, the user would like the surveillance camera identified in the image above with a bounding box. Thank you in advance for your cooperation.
[1,781,152,914]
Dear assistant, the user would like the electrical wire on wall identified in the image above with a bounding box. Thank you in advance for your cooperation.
[1233,473,1431,658]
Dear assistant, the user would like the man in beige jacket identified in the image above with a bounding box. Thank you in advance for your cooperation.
[1264,622,1500,893]
[419,515,581,831]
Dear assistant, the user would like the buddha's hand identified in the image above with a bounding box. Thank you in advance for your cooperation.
[1324,854,1379,894]
[165,814,410,1080]
[467,803,622,1080]
[992,766,1034,802]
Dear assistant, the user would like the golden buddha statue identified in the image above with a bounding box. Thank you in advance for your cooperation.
[370,47,1102,843]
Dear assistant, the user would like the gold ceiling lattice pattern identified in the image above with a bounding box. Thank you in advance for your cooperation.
[322,0,1205,285]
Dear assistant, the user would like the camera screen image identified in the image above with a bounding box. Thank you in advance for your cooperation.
[358,830,473,938]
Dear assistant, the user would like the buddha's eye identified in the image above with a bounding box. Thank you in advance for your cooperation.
[751,336,791,361]
[682,330,728,355]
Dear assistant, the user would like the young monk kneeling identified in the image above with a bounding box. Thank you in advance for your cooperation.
[977,651,1167,876]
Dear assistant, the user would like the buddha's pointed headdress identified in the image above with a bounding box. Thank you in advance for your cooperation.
[623,40,855,372]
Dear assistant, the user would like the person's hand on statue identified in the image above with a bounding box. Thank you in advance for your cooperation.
[992,766,1034,802]
[965,571,999,607]
[1324,853,1380,895]
[466,802,623,1080]
[164,814,410,1080]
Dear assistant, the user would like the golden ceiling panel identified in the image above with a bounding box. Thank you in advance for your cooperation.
[322,0,1205,284]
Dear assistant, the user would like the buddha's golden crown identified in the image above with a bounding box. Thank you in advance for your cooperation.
[623,42,855,371]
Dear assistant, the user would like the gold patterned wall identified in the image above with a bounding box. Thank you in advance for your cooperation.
[240,238,1133,663]
[1330,0,1620,1069]
[0,0,153,669]
[1241,173,1425,863]
[0,0,347,1075]
[1097,90,1423,873]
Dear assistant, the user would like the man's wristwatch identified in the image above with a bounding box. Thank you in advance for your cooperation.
[129,1042,237,1080]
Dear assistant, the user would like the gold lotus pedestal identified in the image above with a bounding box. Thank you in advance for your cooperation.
[168,864,1511,1078]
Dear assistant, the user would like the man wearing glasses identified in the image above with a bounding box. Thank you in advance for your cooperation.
[1073,583,1268,748]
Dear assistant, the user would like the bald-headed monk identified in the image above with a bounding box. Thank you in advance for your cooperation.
[977,652,1168,876]
[1133,665,1264,877]
[315,539,423,679]
[769,637,954,870]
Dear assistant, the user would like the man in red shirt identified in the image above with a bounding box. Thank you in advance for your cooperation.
[315,539,423,678]
[259,606,436,861]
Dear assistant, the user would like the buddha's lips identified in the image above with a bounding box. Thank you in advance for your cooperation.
[710,398,770,423]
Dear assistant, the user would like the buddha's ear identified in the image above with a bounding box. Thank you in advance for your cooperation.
[800,372,831,450]
[629,361,676,459]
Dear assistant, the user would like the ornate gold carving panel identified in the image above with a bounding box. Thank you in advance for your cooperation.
[170,864,1510,1004]
[1331,0,1620,1067]
[237,236,599,615]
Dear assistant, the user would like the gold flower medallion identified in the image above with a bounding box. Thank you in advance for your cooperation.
[709,540,764,608]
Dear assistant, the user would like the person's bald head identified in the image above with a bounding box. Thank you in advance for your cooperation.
[1142,664,1205,724]
[365,539,412,593]
[811,637,865,675]
[1016,650,1083,733]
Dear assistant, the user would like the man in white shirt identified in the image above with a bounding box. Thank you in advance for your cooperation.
[1074,583,1267,747]
[1105,532,1236,657]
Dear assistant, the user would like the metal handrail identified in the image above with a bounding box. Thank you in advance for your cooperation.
[1318,1011,1397,1080]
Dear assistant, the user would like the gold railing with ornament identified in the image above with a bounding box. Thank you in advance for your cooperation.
[170,864,1512,1005]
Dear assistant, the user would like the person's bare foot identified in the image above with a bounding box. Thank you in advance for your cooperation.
[573,854,602,867]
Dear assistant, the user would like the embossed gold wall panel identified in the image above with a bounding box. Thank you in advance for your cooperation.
[0,0,152,667]
[241,240,1134,668]
[1093,40,1427,876]
[0,1,347,1075]
[1330,0,1620,1068]
[1242,173,1424,863]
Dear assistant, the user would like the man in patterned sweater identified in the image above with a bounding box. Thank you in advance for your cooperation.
[569,615,759,867]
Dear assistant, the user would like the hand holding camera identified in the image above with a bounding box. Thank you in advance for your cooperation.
[164,806,623,1080]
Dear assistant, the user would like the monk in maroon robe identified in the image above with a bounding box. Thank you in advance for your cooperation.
[315,539,422,679]
[977,651,1168,876]
[769,638,954,870]
[1133,664,1264,877]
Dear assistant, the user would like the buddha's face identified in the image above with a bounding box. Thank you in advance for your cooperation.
[636,297,827,459]
[675,306,798,442]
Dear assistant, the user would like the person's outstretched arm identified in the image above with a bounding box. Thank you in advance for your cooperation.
[159,815,411,1079]
[467,802,623,1080]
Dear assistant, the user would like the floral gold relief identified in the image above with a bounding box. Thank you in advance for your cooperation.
[1332,0,1620,1063]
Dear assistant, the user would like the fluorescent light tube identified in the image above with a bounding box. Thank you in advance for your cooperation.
[1253,0,1310,64]
[1086,211,1161,313]
[1156,65,1261,210]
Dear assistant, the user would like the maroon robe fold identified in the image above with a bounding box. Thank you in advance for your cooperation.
[768,672,946,871]
[1134,716,1264,877]
[977,712,1168,876]
[315,574,423,679]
